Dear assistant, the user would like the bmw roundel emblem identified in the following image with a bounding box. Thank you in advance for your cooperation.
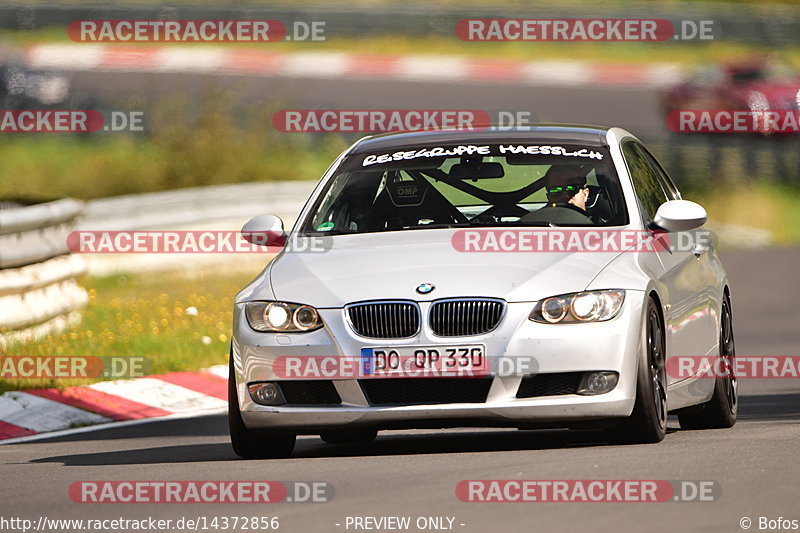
[416,283,435,294]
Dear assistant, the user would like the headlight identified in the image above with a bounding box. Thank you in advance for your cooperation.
[529,290,625,324]
[245,301,323,332]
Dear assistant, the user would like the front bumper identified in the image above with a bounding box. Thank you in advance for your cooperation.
[231,292,646,433]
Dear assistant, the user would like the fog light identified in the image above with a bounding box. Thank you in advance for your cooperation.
[248,382,285,406]
[577,372,619,395]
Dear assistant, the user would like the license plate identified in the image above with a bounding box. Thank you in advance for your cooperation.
[360,345,487,377]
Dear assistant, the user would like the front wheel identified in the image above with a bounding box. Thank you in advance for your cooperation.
[614,297,668,444]
[228,355,296,459]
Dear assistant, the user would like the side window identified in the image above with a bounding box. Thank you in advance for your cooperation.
[621,141,669,221]
[309,172,354,230]
[639,147,680,201]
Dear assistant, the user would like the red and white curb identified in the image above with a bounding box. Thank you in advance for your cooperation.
[0,364,228,444]
[26,44,683,88]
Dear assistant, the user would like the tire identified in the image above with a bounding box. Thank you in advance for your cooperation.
[320,428,378,444]
[677,292,738,430]
[228,355,296,459]
[614,297,668,444]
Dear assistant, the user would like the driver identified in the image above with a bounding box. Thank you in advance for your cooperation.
[544,165,590,213]
[518,164,594,225]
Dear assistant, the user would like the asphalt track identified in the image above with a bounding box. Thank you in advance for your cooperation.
[1,247,798,533]
[68,71,666,138]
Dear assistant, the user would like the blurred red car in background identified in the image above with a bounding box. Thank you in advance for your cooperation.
[662,56,800,134]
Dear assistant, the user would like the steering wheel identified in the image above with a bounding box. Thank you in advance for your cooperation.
[551,203,592,217]
[478,204,529,220]
[519,203,593,225]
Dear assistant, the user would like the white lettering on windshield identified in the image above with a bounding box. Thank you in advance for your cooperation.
[498,145,604,159]
[362,145,491,166]
[361,144,603,166]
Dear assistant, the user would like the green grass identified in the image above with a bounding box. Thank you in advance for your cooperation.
[686,182,800,244]
[0,100,349,202]
[0,264,270,392]
[0,134,345,202]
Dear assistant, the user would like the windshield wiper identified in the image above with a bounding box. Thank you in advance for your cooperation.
[465,220,554,227]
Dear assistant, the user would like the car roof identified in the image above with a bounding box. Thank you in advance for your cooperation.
[350,124,612,154]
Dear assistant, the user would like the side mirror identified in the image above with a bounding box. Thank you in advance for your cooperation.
[653,200,707,232]
[241,215,287,247]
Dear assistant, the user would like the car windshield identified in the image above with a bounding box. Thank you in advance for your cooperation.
[301,143,628,235]
[729,61,798,84]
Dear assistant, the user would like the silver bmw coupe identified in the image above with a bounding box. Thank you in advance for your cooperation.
[228,125,736,458]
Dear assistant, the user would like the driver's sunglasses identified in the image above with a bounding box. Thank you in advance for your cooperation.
[547,183,587,194]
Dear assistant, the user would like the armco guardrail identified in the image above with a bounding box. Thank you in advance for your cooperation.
[0,198,88,347]
[75,181,316,276]
[79,181,315,232]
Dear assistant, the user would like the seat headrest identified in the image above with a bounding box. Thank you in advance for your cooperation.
[387,178,428,207]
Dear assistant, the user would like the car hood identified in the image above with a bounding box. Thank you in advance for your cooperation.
[258,229,623,308]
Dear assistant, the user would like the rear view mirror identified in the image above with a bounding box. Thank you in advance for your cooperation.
[653,200,707,232]
[241,215,287,247]
[449,162,504,180]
